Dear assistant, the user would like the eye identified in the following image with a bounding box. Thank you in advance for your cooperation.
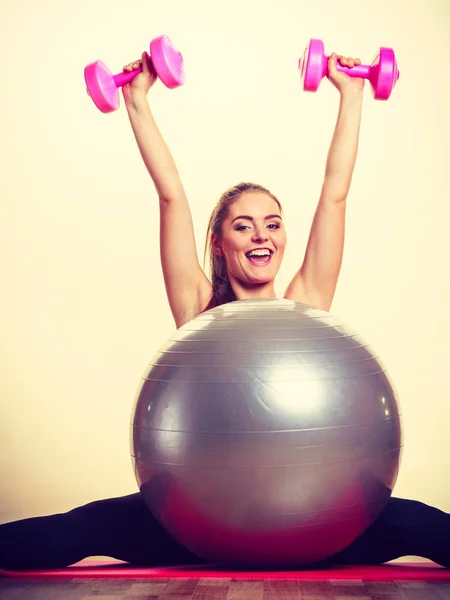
[268,223,280,230]
[235,225,249,231]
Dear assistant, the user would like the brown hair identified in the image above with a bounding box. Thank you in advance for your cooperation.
[203,182,283,310]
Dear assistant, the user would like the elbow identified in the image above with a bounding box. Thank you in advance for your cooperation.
[322,176,351,203]
[158,187,188,206]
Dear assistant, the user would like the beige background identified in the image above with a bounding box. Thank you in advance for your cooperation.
[1,0,449,545]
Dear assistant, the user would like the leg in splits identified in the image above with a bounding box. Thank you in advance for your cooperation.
[330,497,450,568]
[0,492,204,570]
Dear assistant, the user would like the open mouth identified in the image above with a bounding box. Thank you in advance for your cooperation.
[245,249,273,266]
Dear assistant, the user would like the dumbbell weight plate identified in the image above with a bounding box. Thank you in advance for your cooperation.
[85,61,119,113]
[369,47,399,100]
[150,35,184,89]
[299,39,327,92]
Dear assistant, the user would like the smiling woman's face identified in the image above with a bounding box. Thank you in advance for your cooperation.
[213,192,287,287]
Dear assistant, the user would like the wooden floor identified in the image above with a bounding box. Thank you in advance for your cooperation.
[2,577,450,599]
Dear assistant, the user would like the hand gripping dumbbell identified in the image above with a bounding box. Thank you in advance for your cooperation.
[299,39,400,100]
[84,35,184,113]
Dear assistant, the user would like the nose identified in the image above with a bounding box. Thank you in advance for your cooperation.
[252,226,268,242]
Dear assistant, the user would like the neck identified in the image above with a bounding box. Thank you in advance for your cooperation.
[230,278,277,301]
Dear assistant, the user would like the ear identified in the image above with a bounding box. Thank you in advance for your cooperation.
[211,233,224,256]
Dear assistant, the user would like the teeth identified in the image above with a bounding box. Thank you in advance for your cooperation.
[247,250,270,257]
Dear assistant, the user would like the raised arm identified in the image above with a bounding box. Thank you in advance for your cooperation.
[123,53,212,327]
[284,53,364,311]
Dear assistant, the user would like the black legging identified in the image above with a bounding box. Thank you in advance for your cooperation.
[1,493,449,571]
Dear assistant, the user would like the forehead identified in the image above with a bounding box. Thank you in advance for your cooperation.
[229,192,280,217]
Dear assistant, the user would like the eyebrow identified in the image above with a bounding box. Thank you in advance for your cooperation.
[231,214,282,223]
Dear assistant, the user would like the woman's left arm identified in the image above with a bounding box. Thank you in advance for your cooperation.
[284,54,364,311]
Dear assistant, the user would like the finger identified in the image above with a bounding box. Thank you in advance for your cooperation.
[355,58,361,65]
[347,57,355,68]
[339,56,348,67]
[123,60,141,72]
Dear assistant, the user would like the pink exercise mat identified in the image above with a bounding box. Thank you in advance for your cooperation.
[1,559,449,580]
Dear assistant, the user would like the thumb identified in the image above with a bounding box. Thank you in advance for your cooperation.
[327,52,338,79]
[141,51,152,73]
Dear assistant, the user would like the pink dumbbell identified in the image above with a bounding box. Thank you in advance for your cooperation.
[84,35,184,113]
[299,39,400,100]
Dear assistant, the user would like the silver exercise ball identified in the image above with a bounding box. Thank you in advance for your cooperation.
[130,298,402,567]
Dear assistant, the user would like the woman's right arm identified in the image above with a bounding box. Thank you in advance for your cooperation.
[123,54,212,327]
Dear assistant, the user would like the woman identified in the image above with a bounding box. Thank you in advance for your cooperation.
[1,50,449,571]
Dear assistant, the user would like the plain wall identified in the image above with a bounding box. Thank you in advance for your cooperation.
[1,0,449,539]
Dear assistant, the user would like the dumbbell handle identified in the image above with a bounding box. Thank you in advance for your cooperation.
[113,67,143,88]
[335,63,371,79]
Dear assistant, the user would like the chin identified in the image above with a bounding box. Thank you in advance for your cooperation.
[231,263,280,287]
[248,271,278,285]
